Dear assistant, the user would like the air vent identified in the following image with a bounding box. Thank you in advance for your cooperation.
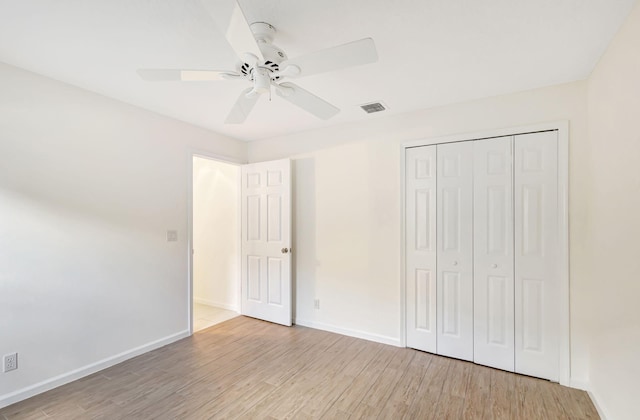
[360,102,387,114]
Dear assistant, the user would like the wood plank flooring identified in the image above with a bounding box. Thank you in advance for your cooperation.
[0,316,598,419]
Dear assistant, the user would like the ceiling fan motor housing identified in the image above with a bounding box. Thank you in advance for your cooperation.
[250,22,276,43]
[240,22,288,81]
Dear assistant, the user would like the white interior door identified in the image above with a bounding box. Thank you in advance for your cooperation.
[405,146,437,353]
[241,158,292,326]
[437,141,474,361]
[473,136,515,371]
[514,131,559,381]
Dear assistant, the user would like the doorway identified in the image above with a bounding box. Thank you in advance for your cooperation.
[191,155,240,332]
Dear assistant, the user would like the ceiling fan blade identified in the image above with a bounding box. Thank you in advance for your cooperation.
[137,69,238,81]
[225,88,260,124]
[200,0,263,63]
[282,38,378,79]
[275,82,339,120]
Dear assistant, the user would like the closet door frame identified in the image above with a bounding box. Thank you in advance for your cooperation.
[400,121,569,386]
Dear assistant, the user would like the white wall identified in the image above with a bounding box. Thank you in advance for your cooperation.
[5,14,635,409]
[192,157,239,310]
[249,81,591,381]
[586,2,640,418]
[0,62,246,406]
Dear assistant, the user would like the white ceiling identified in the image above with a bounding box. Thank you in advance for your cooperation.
[0,0,636,141]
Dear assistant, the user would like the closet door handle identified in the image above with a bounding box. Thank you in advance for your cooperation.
[452,261,458,266]
[492,263,498,268]
[281,248,289,254]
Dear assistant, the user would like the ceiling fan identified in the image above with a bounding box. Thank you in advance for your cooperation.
[137,0,378,124]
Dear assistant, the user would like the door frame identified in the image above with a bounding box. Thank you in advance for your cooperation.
[399,120,570,385]
[187,150,245,336]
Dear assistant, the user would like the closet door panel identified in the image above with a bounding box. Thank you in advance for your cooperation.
[473,136,515,371]
[437,141,473,361]
[514,131,559,381]
[406,146,437,352]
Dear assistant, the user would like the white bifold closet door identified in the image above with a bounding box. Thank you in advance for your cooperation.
[436,141,474,361]
[404,131,560,382]
[405,146,437,353]
[473,136,515,371]
[514,131,559,381]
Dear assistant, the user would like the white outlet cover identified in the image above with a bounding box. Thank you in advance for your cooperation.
[166,230,178,242]
[3,353,18,372]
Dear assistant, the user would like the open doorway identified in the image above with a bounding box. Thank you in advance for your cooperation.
[192,155,240,332]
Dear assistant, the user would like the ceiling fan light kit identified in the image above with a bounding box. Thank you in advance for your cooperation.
[137,0,378,124]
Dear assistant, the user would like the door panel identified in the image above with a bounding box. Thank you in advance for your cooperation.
[515,131,559,381]
[415,269,432,330]
[488,275,508,343]
[437,141,473,361]
[442,271,461,335]
[442,188,460,251]
[247,256,261,301]
[473,136,515,371]
[267,195,282,242]
[246,195,261,240]
[241,159,292,326]
[267,257,283,305]
[405,146,437,352]
[522,278,544,351]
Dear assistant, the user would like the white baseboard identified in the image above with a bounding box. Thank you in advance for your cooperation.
[564,379,608,420]
[294,318,401,347]
[0,330,190,410]
[194,298,238,312]
[587,387,609,420]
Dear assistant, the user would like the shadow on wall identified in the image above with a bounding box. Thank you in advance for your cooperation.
[292,157,316,323]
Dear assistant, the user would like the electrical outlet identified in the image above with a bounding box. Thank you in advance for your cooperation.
[314,299,320,310]
[166,230,178,242]
[3,353,17,373]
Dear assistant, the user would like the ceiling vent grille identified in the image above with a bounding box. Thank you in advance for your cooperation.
[360,102,387,114]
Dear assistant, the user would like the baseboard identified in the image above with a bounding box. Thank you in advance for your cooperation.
[587,387,609,420]
[294,318,401,347]
[194,297,238,312]
[565,379,608,420]
[0,330,190,409]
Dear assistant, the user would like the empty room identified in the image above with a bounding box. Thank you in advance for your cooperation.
[1,0,639,419]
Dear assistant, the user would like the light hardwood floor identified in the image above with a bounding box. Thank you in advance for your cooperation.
[1,316,598,419]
